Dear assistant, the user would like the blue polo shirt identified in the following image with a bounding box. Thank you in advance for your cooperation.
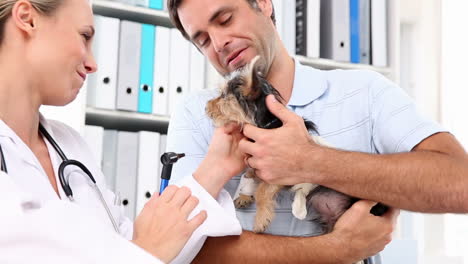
[167,58,445,251]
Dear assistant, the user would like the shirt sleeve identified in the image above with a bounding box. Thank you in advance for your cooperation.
[166,92,242,264]
[166,91,215,182]
[170,175,242,264]
[369,74,447,153]
[0,173,163,264]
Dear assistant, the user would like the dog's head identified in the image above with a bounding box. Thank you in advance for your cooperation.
[206,56,284,129]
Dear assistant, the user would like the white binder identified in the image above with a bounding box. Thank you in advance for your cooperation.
[152,26,171,115]
[158,134,167,177]
[320,0,351,62]
[360,0,371,64]
[115,131,138,220]
[189,45,206,91]
[117,20,141,112]
[282,0,296,55]
[135,131,161,215]
[272,0,284,39]
[102,130,118,191]
[168,29,190,115]
[371,0,388,66]
[83,125,104,168]
[306,0,321,58]
[87,15,119,110]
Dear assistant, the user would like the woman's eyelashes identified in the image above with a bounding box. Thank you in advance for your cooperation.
[81,32,92,41]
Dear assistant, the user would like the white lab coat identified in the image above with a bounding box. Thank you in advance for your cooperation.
[0,115,241,263]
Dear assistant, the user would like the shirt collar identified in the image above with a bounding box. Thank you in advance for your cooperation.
[287,57,329,107]
[0,113,54,146]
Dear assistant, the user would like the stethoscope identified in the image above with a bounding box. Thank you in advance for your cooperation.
[0,124,120,233]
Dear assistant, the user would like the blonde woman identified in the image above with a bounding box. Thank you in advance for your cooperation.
[0,0,246,263]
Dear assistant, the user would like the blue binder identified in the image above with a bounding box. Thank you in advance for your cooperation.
[350,0,360,63]
[138,24,156,113]
[149,0,163,10]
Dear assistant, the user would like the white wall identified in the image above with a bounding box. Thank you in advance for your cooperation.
[440,1,468,263]
[400,0,467,263]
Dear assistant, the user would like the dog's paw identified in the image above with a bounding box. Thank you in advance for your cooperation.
[253,217,271,233]
[292,199,308,220]
[234,194,254,208]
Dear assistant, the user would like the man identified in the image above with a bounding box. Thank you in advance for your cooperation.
[166,0,468,263]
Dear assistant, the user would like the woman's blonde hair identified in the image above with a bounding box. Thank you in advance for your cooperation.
[0,0,64,44]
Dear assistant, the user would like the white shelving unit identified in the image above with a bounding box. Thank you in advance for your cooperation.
[82,0,400,133]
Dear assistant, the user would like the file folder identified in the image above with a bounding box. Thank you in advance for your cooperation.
[360,0,371,64]
[350,0,361,63]
[83,125,104,168]
[371,0,388,66]
[117,20,141,112]
[138,24,156,114]
[189,46,206,91]
[168,29,190,115]
[115,131,139,219]
[158,134,167,177]
[87,15,119,110]
[153,26,170,115]
[102,130,118,191]
[135,131,161,214]
[320,0,351,62]
[149,0,163,9]
[307,0,320,58]
[283,0,296,55]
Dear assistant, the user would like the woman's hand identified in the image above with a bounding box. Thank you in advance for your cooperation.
[132,186,207,263]
[194,122,247,197]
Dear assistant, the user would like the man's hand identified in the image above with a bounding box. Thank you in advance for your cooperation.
[240,95,322,185]
[132,186,207,263]
[194,122,247,197]
[329,200,399,263]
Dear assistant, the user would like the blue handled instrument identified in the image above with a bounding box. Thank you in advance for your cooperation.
[159,152,185,194]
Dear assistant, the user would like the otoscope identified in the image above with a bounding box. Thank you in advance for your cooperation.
[159,152,185,194]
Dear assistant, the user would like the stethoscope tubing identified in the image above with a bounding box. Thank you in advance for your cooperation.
[1,123,120,233]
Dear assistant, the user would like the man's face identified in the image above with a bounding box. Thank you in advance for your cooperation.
[178,0,276,76]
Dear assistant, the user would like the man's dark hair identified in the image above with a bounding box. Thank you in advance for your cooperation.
[167,0,276,40]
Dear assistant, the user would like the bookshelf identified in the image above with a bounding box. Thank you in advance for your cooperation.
[92,0,174,28]
[85,0,400,133]
[86,107,170,133]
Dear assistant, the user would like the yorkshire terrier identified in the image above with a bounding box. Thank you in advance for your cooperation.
[206,56,388,236]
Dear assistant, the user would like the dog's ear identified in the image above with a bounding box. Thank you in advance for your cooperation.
[241,56,263,99]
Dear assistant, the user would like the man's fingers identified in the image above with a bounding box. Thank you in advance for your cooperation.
[242,123,263,142]
[265,94,293,124]
[239,137,257,156]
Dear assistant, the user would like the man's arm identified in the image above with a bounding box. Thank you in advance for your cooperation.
[193,200,398,264]
[309,132,468,213]
[241,95,468,213]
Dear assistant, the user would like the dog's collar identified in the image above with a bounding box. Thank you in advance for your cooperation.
[287,58,329,107]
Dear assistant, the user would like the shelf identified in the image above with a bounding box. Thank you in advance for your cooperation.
[85,107,170,133]
[297,56,392,75]
[91,1,393,76]
[92,0,174,28]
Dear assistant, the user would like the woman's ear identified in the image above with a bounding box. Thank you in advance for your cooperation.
[11,0,37,36]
